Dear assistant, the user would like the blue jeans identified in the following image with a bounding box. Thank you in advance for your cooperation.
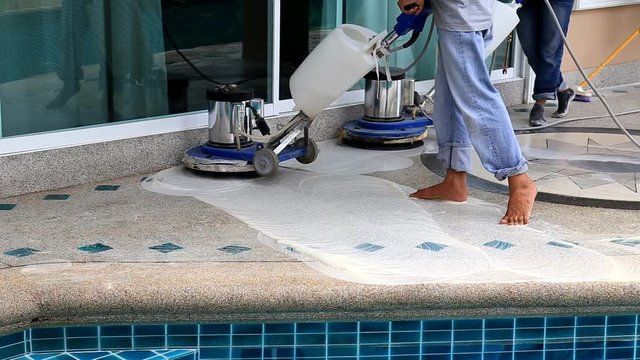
[516,0,575,101]
[434,29,528,181]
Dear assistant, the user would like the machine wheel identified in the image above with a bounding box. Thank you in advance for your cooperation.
[253,148,279,176]
[294,138,318,164]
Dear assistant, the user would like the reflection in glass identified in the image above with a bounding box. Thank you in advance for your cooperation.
[0,0,269,138]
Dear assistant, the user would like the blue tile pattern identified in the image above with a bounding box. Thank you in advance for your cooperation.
[354,243,384,252]
[78,243,113,253]
[0,204,16,211]
[149,243,183,254]
[43,195,70,201]
[94,185,120,191]
[217,245,251,254]
[2,316,640,360]
[4,248,40,258]
[417,242,448,252]
[483,240,514,250]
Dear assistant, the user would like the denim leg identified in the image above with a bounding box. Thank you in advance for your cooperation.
[435,29,528,181]
[517,0,575,100]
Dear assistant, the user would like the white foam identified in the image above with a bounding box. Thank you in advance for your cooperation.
[142,140,640,284]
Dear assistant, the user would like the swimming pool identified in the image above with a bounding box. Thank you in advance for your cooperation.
[1,315,638,360]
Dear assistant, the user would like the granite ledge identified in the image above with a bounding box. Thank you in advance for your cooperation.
[2,261,640,335]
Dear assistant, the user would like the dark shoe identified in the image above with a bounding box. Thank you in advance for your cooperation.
[552,88,576,118]
[529,103,546,127]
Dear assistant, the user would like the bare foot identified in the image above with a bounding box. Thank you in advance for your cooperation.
[410,169,469,202]
[500,173,537,225]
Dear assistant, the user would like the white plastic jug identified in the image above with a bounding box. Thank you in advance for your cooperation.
[289,24,386,118]
[485,1,520,58]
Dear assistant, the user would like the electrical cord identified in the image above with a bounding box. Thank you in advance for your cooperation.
[522,0,640,149]
[514,109,640,132]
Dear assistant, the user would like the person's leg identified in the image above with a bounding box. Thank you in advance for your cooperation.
[422,29,536,224]
[410,41,471,202]
[516,1,549,126]
[543,0,576,118]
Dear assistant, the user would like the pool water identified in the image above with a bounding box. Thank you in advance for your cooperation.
[1,316,638,360]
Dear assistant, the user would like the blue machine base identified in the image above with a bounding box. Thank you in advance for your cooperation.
[186,142,306,163]
[341,116,433,140]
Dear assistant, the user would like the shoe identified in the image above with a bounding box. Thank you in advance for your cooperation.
[529,103,546,127]
[552,88,576,118]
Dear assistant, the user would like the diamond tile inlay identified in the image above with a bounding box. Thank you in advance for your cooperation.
[0,204,16,211]
[355,243,384,252]
[4,248,40,257]
[149,243,183,253]
[78,243,113,253]
[43,194,70,201]
[218,245,251,254]
[483,240,513,251]
[95,185,121,191]
[611,239,640,247]
[417,242,448,252]
[547,241,574,249]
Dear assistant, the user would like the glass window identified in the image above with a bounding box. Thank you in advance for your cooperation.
[0,0,516,147]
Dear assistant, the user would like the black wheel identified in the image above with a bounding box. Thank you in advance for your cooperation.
[294,138,318,164]
[253,148,279,176]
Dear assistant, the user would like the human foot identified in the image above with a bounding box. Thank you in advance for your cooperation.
[410,169,469,202]
[500,173,537,225]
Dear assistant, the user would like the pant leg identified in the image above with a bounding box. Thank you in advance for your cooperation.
[520,0,574,100]
[433,42,474,173]
[436,29,528,181]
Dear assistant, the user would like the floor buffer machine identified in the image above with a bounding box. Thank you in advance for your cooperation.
[183,8,435,176]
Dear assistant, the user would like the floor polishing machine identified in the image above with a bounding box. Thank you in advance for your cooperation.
[183,8,435,176]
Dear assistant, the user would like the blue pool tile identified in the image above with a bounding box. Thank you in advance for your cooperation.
[514,351,543,360]
[167,324,197,336]
[453,320,482,330]
[327,345,357,357]
[29,353,60,360]
[417,242,447,252]
[231,334,261,347]
[0,332,24,347]
[355,243,384,252]
[0,204,16,211]
[100,325,132,337]
[48,354,75,360]
[328,333,357,345]
[132,336,165,349]
[422,343,451,354]
[515,317,545,328]
[100,336,132,350]
[423,330,452,342]
[576,349,604,359]
[4,248,40,258]
[68,351,111,360]
[78,243,113,253]
[199,347,229,359]
[0,343,23,360]
[217,245,250,254]
[133,325,165,336]
[31,338,65,352]
[485,329,513,341]
[232,324,262,335]
[167,336,198,348]
[424,320,452,331]
[231,347,261,359]
[200,324,230,335]
[297,322,326,333]
[424,355,451,360]
[453,330,482,341]
[113,351,156,360]
[264,323,293,334]
[391,330,419,343]
[391,321,421,332]
[43,194,70,201]
[31,328,64,340]
[577,316,606,326]
[328,322,358,333]
[66,326,98,338]
[94,185,120,191]
[452,353,483,360]
[547,317,575,327]
[607,315,636,325]
[360,321,389,332]
[66,337,99,351]
[296,333,326,345]
[263,334,294,346]
[390,344,419,356]
[199,335,230,347]
[149,243,183,254]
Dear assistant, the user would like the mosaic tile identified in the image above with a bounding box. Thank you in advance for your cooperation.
[218,245,251,254]
[4,248,40,257]
[149,243,183,253]
[611,239,640,247]
[94,185,120,191]
[417,242,447,252]
[78,243,113,253]
[43,194,70,201]
[354,243,384,252]
[483,240,513,251]
[0,204,16,211]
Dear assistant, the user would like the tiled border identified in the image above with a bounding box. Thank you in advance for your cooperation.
[1,316,639,360]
